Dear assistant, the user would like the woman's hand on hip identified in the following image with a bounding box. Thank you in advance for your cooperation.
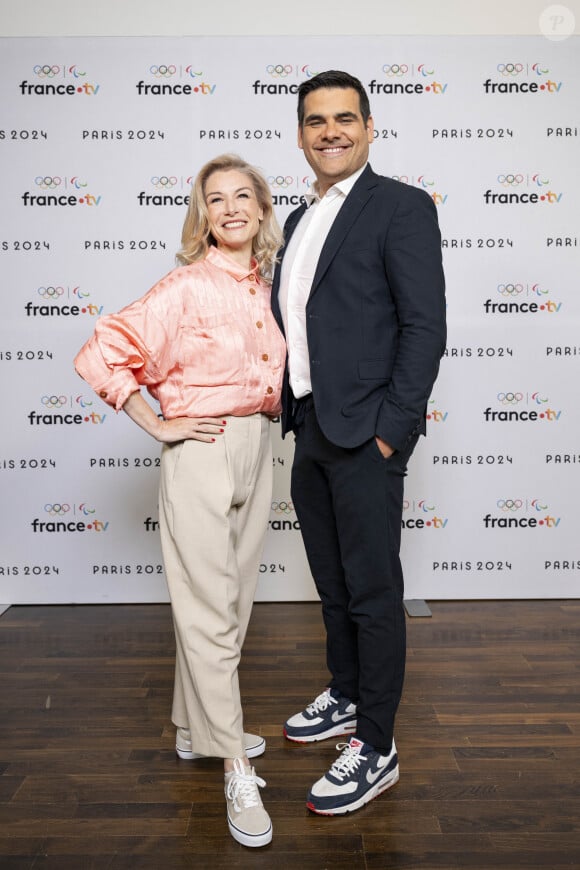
[156,416,226,444]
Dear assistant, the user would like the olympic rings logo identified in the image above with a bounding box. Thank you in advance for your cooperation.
[151,176,177,189]
[150,65,176,77]
[497,63,524,76]
[497,174,524,186]
[391,175,409,184]
[35,176,62,189]
[266,64,293,77]
[33,64,60,77]
[268,176,294,188]
[271,500,294,515]
[44,503,71,516]
[497,499,523,511]
[42,395,67,409]
[497,283,524,296]
[403,500,410,511]
[382,64,408,76]
[497,392,523,405]
[37,286,65,298]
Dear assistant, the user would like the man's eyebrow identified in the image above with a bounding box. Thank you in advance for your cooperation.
[304,110,359,123]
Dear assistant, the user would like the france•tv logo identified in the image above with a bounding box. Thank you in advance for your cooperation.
[25,285,103,318]
[27,395,107,427]
[483,62,562,94]
[483,497,560,530]
[483,283,561,316]
[21,176,102,208]
[483,173,562,206]
[136,65,216,96]
[369,63,448,96]
[20,64,100,96]
[31,502,110,533]
[137,175,192,207]
[402,499,448,530]
[483,391,562,423]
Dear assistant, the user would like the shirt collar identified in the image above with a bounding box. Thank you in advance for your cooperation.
[205,244,260,283]
[304,163,368,206]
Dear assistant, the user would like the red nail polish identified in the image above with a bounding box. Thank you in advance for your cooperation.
[219,428,224,433]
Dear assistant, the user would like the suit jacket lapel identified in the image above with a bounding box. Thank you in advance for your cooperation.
[309,166,377,298]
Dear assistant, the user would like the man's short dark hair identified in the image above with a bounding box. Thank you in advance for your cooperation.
[297,70,371,127]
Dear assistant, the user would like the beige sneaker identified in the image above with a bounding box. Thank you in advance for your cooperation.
[175,728,265,760]
[224,758,272,847]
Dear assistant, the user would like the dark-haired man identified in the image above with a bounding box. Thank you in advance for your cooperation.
[271,70,446,815]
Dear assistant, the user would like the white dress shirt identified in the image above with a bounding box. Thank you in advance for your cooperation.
[279,164,367,399]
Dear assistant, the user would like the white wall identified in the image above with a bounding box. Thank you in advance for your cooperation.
[1,0,578,37]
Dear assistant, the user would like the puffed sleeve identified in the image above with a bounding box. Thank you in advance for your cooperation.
[74,275,177,411]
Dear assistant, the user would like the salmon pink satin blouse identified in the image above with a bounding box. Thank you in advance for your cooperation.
[74,246,286,418]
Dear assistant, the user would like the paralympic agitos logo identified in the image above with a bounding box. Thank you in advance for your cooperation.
[483,498,560,530]
[483,391,562,423]
[392,174,448,206]
[21,176,102,207]
[31,502,110,533]
[483,62,562,95]
[19,64,100,96]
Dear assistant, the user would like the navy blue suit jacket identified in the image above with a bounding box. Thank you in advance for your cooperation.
[271,164,447,451]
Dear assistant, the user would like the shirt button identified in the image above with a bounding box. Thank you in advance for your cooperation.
[99,391,108,398]
[249,287,256,295]
[262,353,269,361]
[266,386,273,394]
[256,321,263,329]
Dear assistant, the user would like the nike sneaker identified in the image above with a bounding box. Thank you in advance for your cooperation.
[283,688,357,742]
[307,736,399,815]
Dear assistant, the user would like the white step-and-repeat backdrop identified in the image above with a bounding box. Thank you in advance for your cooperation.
[1,35,579,603]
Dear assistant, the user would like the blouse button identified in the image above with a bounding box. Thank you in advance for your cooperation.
[99,391,108,398]
[248,274,256,282]
[262,353,269,361]
[249,287,256,295]
[266,386,274,394]
[256,321,263,329]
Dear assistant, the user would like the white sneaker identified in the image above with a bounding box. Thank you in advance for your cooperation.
[225,758,272,847]
[176,728,266,760]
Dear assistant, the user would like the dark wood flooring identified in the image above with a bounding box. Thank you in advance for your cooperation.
[0,600,579,869]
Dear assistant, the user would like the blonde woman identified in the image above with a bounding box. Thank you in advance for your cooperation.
[75,154,285,848]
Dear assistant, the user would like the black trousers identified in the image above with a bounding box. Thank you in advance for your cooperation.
[291,397,418,752]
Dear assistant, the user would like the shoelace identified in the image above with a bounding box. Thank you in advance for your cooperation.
[226,766,266,813]
[329,742,368,780]
[306,689,338,715]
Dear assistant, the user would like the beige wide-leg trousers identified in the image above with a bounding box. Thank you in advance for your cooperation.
[158,413,272,759]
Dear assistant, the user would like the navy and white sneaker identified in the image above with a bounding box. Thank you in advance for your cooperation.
[284,688,357,743]
[307,736,399,815]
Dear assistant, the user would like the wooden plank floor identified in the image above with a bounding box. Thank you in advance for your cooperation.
[0,600,579,869]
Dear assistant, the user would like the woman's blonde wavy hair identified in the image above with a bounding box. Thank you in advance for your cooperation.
[176,154,282,280]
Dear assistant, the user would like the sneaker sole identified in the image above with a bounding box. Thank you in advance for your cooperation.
[227,818,273,848]
[177,735,266,760]
[306,766,399,815]
[283,721,357,743]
